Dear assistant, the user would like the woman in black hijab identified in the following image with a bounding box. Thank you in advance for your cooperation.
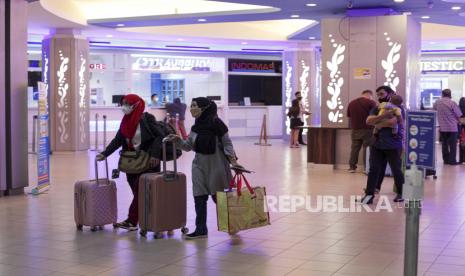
[168,97,242,239]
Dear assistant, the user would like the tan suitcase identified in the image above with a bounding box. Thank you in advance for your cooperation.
[138,142,188,238]
[74,159,117,232]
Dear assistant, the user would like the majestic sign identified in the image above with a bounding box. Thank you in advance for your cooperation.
[228,59,282,73]
[421,60,465,72]
[132,56,211,71]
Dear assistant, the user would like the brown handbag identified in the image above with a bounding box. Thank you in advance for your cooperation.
[118,150,151,174]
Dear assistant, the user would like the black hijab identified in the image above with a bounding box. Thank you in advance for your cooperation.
[191,97,228,154]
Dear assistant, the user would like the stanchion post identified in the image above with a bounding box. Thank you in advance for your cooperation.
[90,113,99,151]
[403,163,424,276]
[103,115,107,149]
[175,113,180,135]
[255,114,271,146]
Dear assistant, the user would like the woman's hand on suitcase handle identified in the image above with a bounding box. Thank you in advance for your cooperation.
[164,134,181,143]
[150,157,160,168]
[96,153,106,161]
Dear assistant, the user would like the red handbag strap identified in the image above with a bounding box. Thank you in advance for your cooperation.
[229,174,239,190]
[230,172,255,197]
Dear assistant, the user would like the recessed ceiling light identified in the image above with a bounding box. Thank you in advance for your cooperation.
[429,41,436,44]
[452,6,462,10]
[177,38,184,41]
[241,42,248,45]
[116,23,125,27]
[393,0,405,2]
[106,34,113,38]
[306,3,317,7]
[308,36,316,39]
[198,18,207,22]
[291,14,300,18]
[421,15,431,19]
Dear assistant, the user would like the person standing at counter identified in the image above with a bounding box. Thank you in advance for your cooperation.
[288,99,302,148]
[166,97,243,239]
[346,90,377,173]
[166,98,188,140]
[96,94,163,231]
[294,91,311,145]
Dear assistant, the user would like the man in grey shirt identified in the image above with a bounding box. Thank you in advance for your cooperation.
[433,89,462,165]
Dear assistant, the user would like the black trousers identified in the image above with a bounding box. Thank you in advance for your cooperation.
[194,194,217,234]
[440,131,458,164]
[365,147,404,196]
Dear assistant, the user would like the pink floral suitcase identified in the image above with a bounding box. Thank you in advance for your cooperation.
[74,159,117,232]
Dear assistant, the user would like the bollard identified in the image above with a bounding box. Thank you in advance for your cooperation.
[103,115,107,149]
[90,113,99,151]
[403,163,424,276]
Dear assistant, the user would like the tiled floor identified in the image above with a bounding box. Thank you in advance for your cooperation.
[1,138,464,275]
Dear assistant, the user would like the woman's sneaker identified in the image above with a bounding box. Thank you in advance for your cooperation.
[114,220,138,231]
[185,231,208,240]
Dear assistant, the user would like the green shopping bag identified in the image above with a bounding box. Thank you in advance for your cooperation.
[216,173,270,234]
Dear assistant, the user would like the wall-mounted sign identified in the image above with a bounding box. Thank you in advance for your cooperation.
[132,56,211,71]
[89,63,106,70]
[353,68,372,79]
[421,60,465,72]
[228,59,282,73]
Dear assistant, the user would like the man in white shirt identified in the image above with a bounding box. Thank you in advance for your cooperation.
[295,91,311,145]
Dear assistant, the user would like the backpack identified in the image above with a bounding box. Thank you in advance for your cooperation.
[143,113,182,161]
[156,121,183,161]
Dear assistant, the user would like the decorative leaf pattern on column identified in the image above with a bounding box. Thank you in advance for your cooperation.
[381,32,402,91]
[326,34,346,123]
[57,50,70,144]
[300,59,310,132]
[284,61,293,135]
[78,54,87,144]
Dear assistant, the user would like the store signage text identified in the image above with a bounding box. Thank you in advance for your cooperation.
[132,56,211,71]
[228,59,282,73]
[421,60,465,72]
[89,63,106,70]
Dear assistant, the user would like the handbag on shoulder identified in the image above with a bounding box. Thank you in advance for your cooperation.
[118,150,151,174]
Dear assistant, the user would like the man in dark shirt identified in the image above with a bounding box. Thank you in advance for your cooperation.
[360,86,405,204]
[165,98,188,139]
[347,90,377,172]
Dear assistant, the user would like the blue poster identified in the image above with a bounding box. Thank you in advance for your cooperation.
[32,82,50,194]
[405,111,436,170]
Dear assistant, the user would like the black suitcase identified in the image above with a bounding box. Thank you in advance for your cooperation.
[424,169,437,179]
[460,144,465,164]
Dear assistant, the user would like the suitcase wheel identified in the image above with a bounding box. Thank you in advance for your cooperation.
[154,232,164,239]
[433,175,438,179]
[113,223,118,229]
[90,226,98,232]
[76,224,83,231]
[181,227,189,235]
[139,230,147,237]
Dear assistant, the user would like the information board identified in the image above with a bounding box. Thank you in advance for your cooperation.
[405,111,436,170]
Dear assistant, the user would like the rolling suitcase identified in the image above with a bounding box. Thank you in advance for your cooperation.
[138,142,188,239]
[74,159,117,232]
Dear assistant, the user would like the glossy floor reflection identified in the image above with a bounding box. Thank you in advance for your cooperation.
[1,139,464,275]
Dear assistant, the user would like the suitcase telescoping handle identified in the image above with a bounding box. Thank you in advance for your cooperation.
[94,158,110,185]
[162,140,177,181]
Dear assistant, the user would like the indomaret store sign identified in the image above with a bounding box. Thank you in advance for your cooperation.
[421,60,465,72]
[228,59,282,73]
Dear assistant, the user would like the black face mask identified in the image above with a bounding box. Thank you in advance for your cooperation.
[378,95,390,103]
